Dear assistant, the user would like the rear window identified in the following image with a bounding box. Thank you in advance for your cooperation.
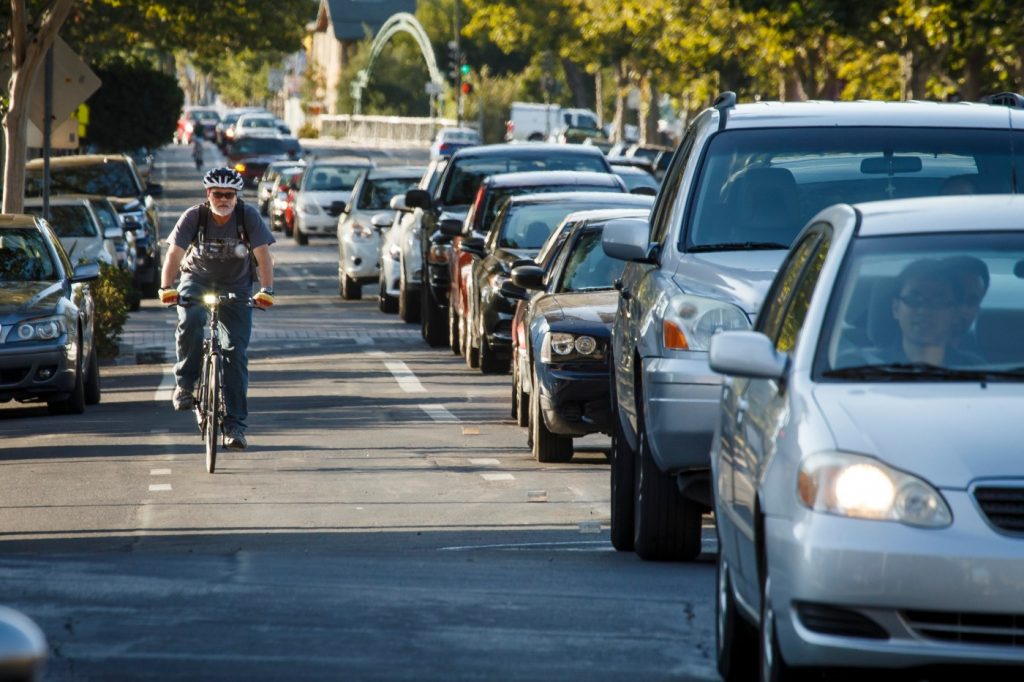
[556,229,625,292]
[685,127,1018,251]
[497,200,620,249]
[0,228,58,282]
[442,153,609,206]
[24,205,97,238]
[304,166,368,192]
[358,177,420,210]
[480,184,619,234]
[229,137,299,156]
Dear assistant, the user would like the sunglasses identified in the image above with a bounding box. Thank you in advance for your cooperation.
[209,191,237,200]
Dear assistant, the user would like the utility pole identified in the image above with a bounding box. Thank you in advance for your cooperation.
[453,0,462,126]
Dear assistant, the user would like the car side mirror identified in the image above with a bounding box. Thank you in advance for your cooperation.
[0,606,47,681]
[405,188,432,210]
[328,200,346,217]
[499,280,529,301]
[439,218,464,237]
[459,237,485,257]
[708,331,787,380]
[511,265,545,291]
[602,217,654,263]
[390,195,408,211]
[146,182,164,197]
[370,213,393,230]
[103,226,123,240]
[71,261,101,282]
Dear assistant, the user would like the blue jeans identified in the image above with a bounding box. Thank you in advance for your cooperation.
[175,282,252,431]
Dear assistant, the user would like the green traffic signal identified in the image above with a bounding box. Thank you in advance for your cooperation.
[460,63,471,76]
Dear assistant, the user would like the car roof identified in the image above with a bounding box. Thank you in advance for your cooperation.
[26,154,131,169]
[506,191,653,207]
[23,195,95,207]
[0,214,43,229]
[563,207,652,225]
[721,100,1024,130]
[485,170,620,188]
[849,194,1024,237]
[610,164,651,176]
[450,142,605,160]
[365,166,425,179]
[310,156,374,167]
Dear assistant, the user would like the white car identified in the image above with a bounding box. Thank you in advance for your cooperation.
[22,196,118,266]
[292,158,374,245]
[377,195,407,313]
[429,126,481,160]
[234,113,281,138]
[337,166,423,300]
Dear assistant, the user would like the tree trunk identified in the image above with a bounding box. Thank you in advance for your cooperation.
[594,68,603,128]
[638,74,659,145]
[960,46,986,101]
[2,0,76,214]
[560,58,593,110]
[610,60,628,144]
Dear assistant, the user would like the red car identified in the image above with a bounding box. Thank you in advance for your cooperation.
[174,107,220,145]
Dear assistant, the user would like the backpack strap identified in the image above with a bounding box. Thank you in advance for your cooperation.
[194,201,250,246]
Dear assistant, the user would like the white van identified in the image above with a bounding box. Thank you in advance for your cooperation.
[505,102,599,142]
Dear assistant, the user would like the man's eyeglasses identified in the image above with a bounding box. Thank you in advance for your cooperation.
[896,294,956,311]
[210,191,237,200]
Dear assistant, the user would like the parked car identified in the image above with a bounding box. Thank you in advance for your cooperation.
[25,154,163,297]
[174,106,220,145]
[602,93,1024,561]
[257,159,306,216]
[377,196,408,314]
[610,164,659,195]
[506,208,648,462]
[86,195,135,275]
[22,196,116,267]
[430,127,481,160]
[293,158,374,245]
[224,135,304,188]
[709,194,1024,680]
[463,191,653,374]
[445,170,628,360]
[406,143,614,347]
[0,213,101,414]
[337,166,423,300]
[215,108,265,151]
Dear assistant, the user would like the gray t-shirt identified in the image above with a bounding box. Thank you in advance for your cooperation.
[167,202,275,295]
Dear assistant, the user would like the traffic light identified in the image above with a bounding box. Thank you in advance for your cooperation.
[460,82,473,95]
[446,41,460,82]
[460,62,471,78]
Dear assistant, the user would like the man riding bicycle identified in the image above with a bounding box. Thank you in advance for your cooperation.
[159,168,276,450]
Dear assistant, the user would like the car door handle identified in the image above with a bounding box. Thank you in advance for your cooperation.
[736,397,748,424]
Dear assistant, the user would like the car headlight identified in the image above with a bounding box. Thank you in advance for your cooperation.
[302,200,320,215]
[11,317,65,342]
[541,332,605,363]
[353,222,374,238]
[427,244,449,265]
[660,293,749,351]
[233,162,247,174]
[798,452,952,528]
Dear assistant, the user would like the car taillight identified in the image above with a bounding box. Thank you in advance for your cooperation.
[439,143,451,154]
[506,121,514,135]
[185,122,194,133]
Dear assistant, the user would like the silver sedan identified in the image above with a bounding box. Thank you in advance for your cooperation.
[709,195,1024,679]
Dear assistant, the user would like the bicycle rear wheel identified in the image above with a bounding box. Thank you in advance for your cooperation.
[205,354,221,473]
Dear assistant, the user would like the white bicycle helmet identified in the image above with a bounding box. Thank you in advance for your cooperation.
[202,167,244,191]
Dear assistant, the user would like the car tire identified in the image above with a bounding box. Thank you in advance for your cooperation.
[717,557,757,681]
[514,357,529,427]
[48,343,86,415]
[341,273,361,300]
[609,376,635,551]
[530,367,573,463]
[294,225,308,246]
[759,575,812,682]
[478,335,509,374]
[461,314,479,369]
[379,274,398,313]
[634,398,702,561]
[84,345,101,406]
[448,299,461,355]
[399,267,420,323]
[421,286,446,347]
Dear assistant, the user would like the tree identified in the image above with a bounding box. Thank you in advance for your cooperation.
[2,0,75,214]
[84,61,183,151]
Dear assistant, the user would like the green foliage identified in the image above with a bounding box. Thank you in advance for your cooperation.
[211,50,277,107]
[93,262,133,360]
[297,122,319,139]
[337,33,432,116]
[84,61,183,151]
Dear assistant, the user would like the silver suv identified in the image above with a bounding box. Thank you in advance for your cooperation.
[602,93,1024,561]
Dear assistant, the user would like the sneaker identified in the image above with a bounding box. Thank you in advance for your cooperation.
[224,428,247,450]
[172,387,194,411]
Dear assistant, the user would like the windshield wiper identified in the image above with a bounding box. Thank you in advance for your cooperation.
[688,241,790,252]
[822,362,1020,382]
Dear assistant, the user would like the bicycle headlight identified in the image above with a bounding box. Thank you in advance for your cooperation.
[798,452,952,528]
[202,293,218,305]
[12,317,64,342]
[660,293,749,351]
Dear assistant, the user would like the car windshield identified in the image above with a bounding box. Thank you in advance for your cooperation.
[557,229,625,292]
[815,232,1024,381]
[24,205,97,238]
[304,166,367,192]
[442,154,608,206]
[498,201,611,249]
[357,177,418,210]
[26,162,141,198]
[613,168,659,193]
[0,229,57,282]
[230,137,298,156]
[686,127,1018,250]
[241,117,277,129]
[480,184,618,234]
[89,201,120,232]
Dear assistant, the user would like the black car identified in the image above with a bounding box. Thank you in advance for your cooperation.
[404,143,614,347]
[463,191,654,374]
[0,214,101,414]
[506,208,650,462]
[225,135,304,187]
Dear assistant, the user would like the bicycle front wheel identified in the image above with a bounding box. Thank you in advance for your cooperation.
[205,354,221,473]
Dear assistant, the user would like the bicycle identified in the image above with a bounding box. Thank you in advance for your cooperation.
[180,293,252,473]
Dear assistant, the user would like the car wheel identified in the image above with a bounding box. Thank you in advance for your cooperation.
[634,396,702,561]
[399,266,420,323]
[421,286,447,348]
[84,344,101,406]
[609,375,635,551]
[341,273,361,300]
[294,224,308,246]
[717,556,757,681]
[379,274,398,313]
[478,334,510,374]
[461,313,479,369]
[448,298,461,355]
[514,356,529,428]
[48,343,86,415]
[759,575,811,682]
[529,367,573,463]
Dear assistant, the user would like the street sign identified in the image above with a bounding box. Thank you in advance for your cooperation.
[26,116,78,149]
[26,36,101,131]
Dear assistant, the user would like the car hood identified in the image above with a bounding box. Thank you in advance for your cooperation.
[812,384,1024,487]
[304,189,352,204]
[673,251,787,315]
[0,282,64,317]
[534,291,617,334]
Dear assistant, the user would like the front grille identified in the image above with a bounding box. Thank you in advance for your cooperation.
[904,610,1024,647]
[794,602,888,640]
[0,367,30,386]
[974,486,1024,534]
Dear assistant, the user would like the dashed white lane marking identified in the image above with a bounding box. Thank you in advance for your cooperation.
[150,469,172,476]
[418,404,458,423]
[154,366,175,403]
[469,458,500,466]
[384,360,426,393]
[148,484,172,492]
[481,473,515,482]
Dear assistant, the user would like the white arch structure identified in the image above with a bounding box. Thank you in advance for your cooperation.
[351,12,445,116]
